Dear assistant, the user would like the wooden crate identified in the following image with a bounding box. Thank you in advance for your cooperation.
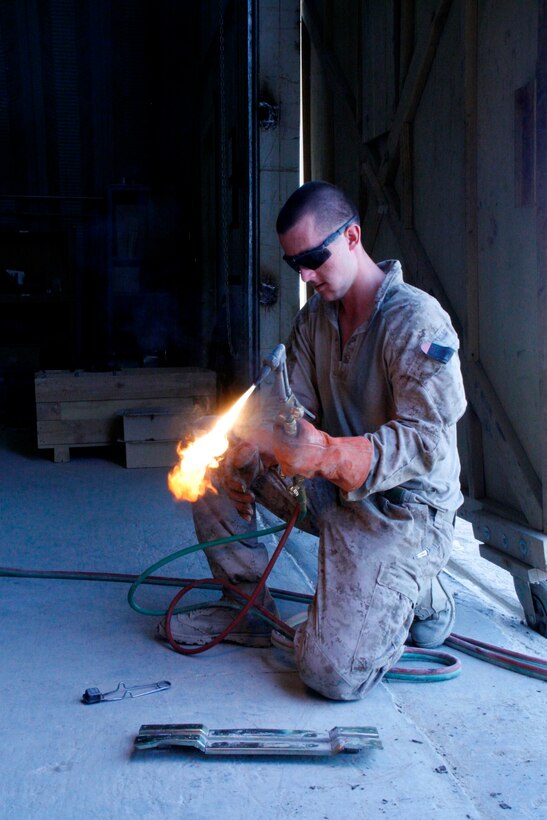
[120,407,188,469]
[35,368,216,463]
[121,407,191,442]
[123,440,180,470]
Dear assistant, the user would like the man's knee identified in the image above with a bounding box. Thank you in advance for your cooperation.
[294,626,388,701]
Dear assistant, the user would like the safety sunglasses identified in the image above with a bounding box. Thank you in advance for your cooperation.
[283,214,358,273]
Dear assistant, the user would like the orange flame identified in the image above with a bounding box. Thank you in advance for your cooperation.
[167,385,256,502]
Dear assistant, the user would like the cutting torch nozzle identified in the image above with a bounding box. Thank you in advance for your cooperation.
[254,343,287,389]
[253,343,315,429]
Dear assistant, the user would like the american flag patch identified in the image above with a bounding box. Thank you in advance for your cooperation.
[420,341,455,364]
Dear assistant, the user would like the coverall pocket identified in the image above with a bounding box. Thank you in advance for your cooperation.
[351,562,418,674]
[411,505,454,577]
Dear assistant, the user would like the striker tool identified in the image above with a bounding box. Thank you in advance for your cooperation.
[82,680,171,704]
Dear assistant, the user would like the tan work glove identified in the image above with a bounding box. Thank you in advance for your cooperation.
[272,417,373,493]
[219,440,264,521]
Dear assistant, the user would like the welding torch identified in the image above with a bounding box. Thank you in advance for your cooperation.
[254,343,313,500]
[254,343,313,434]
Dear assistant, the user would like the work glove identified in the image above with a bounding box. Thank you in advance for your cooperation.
[272,417,373,494]
[219,440,264,521]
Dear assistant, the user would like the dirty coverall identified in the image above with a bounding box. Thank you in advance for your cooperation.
[193,260,467,700]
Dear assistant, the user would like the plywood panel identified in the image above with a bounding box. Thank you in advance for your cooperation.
[476,0,540,482]
[361,0,396,142]
[301,0,543,534]
[412,0,467,326]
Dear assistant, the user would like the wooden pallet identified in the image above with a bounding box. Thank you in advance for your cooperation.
[35,368,216,463]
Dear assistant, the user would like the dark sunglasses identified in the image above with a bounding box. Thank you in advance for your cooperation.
[283,214,358,273]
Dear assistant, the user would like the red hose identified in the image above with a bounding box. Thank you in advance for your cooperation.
[163,504,300,655]
[446,633,547,681]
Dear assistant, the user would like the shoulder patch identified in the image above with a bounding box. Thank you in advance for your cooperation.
[420,341,456,364]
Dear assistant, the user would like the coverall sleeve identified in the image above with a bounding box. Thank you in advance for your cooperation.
[347,306,467,501]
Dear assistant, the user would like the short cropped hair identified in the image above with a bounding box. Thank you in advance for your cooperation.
[276,181,360,235]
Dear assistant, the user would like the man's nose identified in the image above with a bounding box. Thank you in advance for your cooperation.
[299,267,316,284]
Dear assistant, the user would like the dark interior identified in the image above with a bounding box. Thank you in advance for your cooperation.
[0,0,256,425]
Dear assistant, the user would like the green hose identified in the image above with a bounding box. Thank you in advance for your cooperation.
[127,522,287,618]
[125,519,462,679]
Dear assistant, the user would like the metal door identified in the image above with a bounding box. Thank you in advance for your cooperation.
[196,0,259,396]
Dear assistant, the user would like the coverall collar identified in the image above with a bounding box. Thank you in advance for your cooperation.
[324,258,403,333]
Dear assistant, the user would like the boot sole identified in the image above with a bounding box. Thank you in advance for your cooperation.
[156,627,272,648]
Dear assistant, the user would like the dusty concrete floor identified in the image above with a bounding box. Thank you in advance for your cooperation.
[1,428,546,819]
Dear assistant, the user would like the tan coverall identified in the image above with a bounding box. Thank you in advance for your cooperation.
[193,261,467,700]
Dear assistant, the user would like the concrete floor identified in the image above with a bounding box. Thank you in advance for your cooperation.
[1,428,546,819]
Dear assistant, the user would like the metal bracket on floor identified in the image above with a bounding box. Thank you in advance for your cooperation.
[134,724,382,756]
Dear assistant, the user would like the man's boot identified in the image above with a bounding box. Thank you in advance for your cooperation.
[156,584,279,647]
[409,573,455,648]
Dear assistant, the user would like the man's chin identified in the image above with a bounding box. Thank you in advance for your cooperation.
[315,286,336,301]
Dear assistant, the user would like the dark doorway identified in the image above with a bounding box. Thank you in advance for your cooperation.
[0,0,258,424]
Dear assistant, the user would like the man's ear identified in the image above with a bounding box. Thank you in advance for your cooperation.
[346,222,361,250]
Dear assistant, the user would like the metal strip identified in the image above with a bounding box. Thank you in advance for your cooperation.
[135,724,382,756]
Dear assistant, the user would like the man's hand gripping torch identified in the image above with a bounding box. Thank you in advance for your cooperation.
[255,344,374,497]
